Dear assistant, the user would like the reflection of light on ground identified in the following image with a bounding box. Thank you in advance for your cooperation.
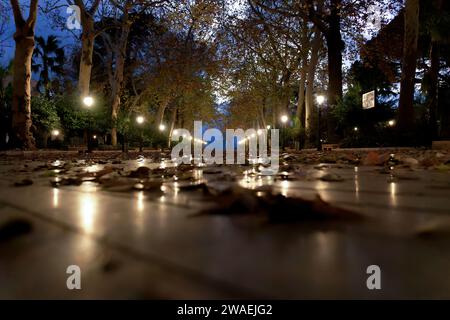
[238,175,274,190]
[315,181,330,201]
[136,191,145,212]
[313,232,337,269]
[280,180,290,197]
[193,170,203,181]
[52,160,61,167]
[354,167,360,201]
[52,188,59,208]
[79,193,96,233]
[85,164,101,173]
[390,182,397,207]
[81,182,98,192]
[173,182,179,198]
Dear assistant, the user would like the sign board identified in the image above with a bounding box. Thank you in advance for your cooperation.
[362,91,376,109]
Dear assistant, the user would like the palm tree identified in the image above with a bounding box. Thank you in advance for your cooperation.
[32,35,65,96]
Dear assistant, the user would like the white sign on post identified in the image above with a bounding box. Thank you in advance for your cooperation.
[362,91,376,109]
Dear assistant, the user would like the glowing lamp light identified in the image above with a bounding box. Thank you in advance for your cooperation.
[159,124,166,131]
[354,127,359,132]
[388,120,396,127]
[257,129,263,135]
[136,116,145,124]
[266,125,271,130]
[316,95,326,105]
[52,130,60,137]
[83,96,94,107]
[93,135,97,139]
[173,129,179,136]
[281,115,289,124]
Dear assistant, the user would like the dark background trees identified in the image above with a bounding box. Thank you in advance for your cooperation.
[1,0,450,150]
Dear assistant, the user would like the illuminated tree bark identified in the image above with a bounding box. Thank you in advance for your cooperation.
[75,0,100,97]
[10,0,39,149]
[398,0,420,130]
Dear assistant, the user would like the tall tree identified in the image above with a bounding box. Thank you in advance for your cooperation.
[32,35,65,96]
[0,1,9,58]
[101,0,132,146]
[422,0,448,139]
[74,0,101,97]
[10,0,39,149]
[101,0,166,146]
[305,26,322,135]
[398,0,420,130]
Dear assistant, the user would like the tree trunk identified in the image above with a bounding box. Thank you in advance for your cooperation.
[259,100,266,129]
[155,96,171,126]
[427,0,443,140]
[10,0,38,150]
[75,0,99,97]
[323,0,343,143]
[305,28,322,135]
[428,41,439,140]
[398,0,420,130]
[79,26,95,97]
[168,106,177,148]
[110,21,131,146]
[111,101,119,146]
[326,0,344,108]
[296,62,306,120]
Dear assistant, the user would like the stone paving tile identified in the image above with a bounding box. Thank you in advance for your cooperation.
[1,159,450,298]
[0,206,253,299]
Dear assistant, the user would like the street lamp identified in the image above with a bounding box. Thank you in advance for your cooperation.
[280,115,289,150]
[316,95,325,106]
[136,115,145,125]
[83,96,94,108]
[354,127,359,132]
[266,125,271,130]
[159,124,166,131]
[51,129,60,137]
[82,96,94,152]
[136,116,145,152]
[388,120,396,127]
[316,95,325,151]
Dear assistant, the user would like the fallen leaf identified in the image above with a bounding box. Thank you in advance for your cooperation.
[127,166,151,178]
[13,179,33,187]
[0,219,33,242]
[319,173,344,182]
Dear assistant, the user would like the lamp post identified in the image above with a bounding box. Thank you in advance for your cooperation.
[83,96,94,152]
[136,116,145,152]
[316,95,325,151]
[280,115,289,151]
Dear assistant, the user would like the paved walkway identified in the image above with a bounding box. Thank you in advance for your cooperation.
[0,154,450,299]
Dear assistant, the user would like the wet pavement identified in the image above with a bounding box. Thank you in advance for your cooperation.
[0,150,450,299]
